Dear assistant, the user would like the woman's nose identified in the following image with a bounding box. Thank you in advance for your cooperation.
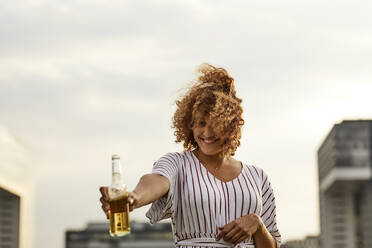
[203,125,215,137]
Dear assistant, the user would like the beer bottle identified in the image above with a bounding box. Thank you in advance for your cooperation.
[109,154,130,236]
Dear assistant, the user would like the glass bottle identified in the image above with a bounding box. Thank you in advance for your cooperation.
[109,154,130,236]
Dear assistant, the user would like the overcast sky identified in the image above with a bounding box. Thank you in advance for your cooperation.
[1,0,372,247]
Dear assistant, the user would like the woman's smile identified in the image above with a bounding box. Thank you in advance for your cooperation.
[199,136,220,144]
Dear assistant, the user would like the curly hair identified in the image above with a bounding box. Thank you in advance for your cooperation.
[172,63,244,157]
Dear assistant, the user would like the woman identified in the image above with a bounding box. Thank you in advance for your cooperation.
[100,64,281,248]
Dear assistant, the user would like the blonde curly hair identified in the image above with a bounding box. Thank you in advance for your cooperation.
[172,63,244,157]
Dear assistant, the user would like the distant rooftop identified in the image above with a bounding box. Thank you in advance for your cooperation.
[66,220,173,247]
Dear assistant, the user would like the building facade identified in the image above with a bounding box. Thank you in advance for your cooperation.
[0,124,34,248]
[282,235,319,248]
[66,221,174,248]
[0,188,20,248]
[318,120,372,248]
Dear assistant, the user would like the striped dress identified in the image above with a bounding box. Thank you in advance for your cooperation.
[145,151,281,248]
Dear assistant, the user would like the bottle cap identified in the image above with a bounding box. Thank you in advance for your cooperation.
[112,154,120,160]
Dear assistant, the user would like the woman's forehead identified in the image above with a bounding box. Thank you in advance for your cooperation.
[193,111,210,120]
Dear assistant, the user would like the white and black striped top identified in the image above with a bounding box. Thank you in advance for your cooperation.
[146,151,281,248]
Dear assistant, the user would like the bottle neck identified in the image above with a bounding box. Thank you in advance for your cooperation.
[112,172,123,184]
[112,159,122,174]
[111,158,125,189]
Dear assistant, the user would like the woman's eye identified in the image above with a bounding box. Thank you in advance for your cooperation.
[199,121,206,127]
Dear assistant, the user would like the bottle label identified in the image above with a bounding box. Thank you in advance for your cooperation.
[112,159,122,174]
[112,165,121,174]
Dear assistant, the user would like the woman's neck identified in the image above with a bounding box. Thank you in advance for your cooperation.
[193,148,228,170]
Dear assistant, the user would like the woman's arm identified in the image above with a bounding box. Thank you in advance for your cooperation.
[130,173,170,209]
[99,173,170,218]
[252,216,277,248]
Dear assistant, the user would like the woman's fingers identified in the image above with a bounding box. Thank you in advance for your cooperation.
[235,233,250,245]
[101,205,110,219]
[100,196,108,205]
[232,230,249,245]
[99,186,109,201]
[100,198,110,210]
[223,225,241,243]
[100,196,110,214]
[99,186,111,219]
[101,203,107,211]
[216,222,234,241]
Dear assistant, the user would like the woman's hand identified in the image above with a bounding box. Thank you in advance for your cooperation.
[127,191,139,211]
[99,186,138,219]
[216,214,264,245]
[99,186,110,219]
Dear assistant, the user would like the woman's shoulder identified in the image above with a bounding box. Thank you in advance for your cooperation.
[160,150,190,158]
[156,151,191,164]
[241,162,268,181]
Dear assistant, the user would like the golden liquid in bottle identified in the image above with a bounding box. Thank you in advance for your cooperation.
[109,194,130,237]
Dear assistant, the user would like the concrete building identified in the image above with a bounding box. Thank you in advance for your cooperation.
[282,235,319,248]
[0,124,35,248]
[65,221,173,248]
[318,120,372,248]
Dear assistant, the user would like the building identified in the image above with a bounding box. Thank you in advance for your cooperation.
[318,120,372,248]
[0,188,20,248]
[0,124,35,248]
[65,221,173,248]
[282,235,319,248]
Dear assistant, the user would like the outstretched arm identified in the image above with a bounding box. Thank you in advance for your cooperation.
[130,173,170,209]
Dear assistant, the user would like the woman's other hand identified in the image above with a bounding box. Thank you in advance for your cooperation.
[216,214,264,245]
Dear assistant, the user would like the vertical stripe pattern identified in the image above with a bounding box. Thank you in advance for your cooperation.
[145,151,281,247]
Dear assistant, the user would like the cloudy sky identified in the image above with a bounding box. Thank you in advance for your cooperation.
[1,0,372,247]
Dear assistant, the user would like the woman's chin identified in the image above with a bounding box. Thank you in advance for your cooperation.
[198,147,222,156]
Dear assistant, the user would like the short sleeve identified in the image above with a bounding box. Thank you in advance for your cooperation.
[260,170,281,247]
[145,152,179,224]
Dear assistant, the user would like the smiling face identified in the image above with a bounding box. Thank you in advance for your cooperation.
[192,113,225,156]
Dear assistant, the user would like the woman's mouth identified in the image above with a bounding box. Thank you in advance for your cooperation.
[200,137,219,144]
